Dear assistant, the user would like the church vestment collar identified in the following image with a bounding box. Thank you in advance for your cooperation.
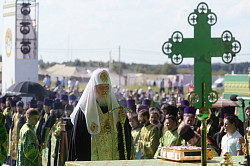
[26,122,35,129]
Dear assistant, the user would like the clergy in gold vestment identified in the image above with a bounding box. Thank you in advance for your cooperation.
[68,69,132,161]
[128,114,141,159]
[16,108,45,166]
[136,109,159,159]
[9,101,26,166]
[154,116,182,158]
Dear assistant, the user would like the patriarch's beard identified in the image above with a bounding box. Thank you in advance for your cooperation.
[96,95,110,107]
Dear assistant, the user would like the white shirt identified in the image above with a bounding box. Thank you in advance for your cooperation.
[147,90,154,99]
[221,130,242,156]
[75,80,80,88]
[68,80,74,88]
[43,77,51,86]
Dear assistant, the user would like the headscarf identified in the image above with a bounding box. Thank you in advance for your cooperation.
[70,69,119,135]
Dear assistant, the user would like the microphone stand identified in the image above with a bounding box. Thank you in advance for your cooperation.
[239,100,250,166]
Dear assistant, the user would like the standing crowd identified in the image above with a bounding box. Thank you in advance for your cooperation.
[0,75,80,166]
[112,84,248,159]
[0,71,249,166]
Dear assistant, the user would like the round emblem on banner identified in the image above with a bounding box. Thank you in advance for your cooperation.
[5,28,13,57]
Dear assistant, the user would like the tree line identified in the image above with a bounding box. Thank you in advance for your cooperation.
[38,59,249,75]
[0,56,248,75]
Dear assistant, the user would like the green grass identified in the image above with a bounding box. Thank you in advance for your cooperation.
[121,85,224,98]
[39,80,224,99]
[121,85,159,93]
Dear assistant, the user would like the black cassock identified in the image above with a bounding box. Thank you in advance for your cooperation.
[68,108,132,161]
[36,109,46,144]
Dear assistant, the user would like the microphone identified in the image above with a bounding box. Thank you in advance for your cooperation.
[230,94,250,101]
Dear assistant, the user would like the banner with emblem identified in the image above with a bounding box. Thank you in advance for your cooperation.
[2,1,16,92]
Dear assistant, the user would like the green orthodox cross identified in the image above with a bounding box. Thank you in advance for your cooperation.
[162,2,241,109]
[162,2,241,165]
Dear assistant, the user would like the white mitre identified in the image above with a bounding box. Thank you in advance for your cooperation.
[70,69,119,135]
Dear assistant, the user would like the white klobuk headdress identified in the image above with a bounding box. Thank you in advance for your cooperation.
[70,69,119,135]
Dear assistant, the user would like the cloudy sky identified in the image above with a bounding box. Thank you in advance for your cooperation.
[1,0,250,65]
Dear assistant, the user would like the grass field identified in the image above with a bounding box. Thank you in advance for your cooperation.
[39,80,224,99]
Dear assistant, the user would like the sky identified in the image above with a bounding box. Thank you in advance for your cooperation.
[1,0,250,65]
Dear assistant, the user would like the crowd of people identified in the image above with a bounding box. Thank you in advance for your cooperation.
[0,76,81,166]
[0,69,249,166]
[43,75,80,95]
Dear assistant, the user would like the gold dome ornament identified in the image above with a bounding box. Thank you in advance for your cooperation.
[220,152,233,166]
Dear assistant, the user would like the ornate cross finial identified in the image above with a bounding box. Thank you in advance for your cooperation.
[162,3,241,165]
[162,2,241,108]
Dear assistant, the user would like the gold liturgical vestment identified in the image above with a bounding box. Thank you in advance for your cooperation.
[11,112,25,160]
[91,105,119,160]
